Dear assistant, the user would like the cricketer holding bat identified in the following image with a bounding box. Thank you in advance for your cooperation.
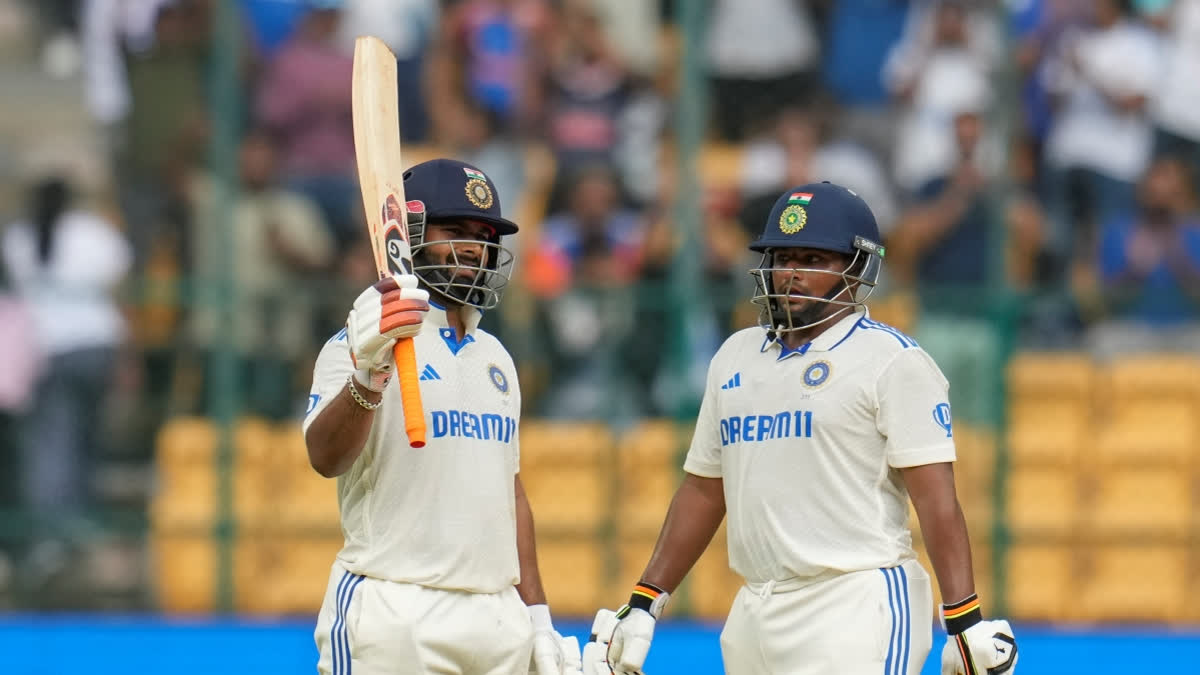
[304,159,582,674]
[584,183,1018,675]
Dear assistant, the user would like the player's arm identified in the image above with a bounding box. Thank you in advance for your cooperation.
[635,472,726,594]
[909,462,1018,675]
[900,462,974,604]
[514,474,547,605]
[515,474,583,674]
[305,382,383,478]
[304,276,428,477]
[585,473,725,675]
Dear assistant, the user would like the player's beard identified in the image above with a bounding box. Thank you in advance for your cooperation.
[775,280,853,329]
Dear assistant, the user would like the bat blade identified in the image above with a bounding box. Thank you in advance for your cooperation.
[352,35,426,448]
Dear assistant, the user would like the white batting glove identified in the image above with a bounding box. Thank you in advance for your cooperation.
[939,594,1018,675]
[346,275,429,391]
[528,604,582,675]
[582,608,618,675]
[591,583,669,675]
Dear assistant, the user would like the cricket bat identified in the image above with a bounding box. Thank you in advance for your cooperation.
[352,35,426,448]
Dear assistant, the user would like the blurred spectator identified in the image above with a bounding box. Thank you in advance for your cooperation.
[525,165,647,419]
[430,0,556,139]
[186,130,336,420]
[335,0,439,142]
[0,175,132,586]
[1042,0,1163,269]
[445,102,526,235]
[96,0,211,272]
[884,0,1001,194]
[38,0,83,78]
[739,106,899,242]
[1150,0,1200,194]
[542,1,633,212]
[820,0,912,159]
[1011,0,1092,189]
[887,109,1045,422]
[241,0,314,56]
[81,0,168,129]
[256,0,358,248]
[705,0,821,142]
[1085,155,1200,356]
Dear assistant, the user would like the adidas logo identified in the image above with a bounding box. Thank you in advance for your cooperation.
[720,373,742,390]
[419,364,442,381]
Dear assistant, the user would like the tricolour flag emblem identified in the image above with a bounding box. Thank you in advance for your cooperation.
[788,192,813,205]
[464,167,487,181]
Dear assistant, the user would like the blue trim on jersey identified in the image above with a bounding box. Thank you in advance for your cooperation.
[327,327,348,344]
[898,566,910,672]
[827,319,863,351]
[861,318,917,348]
[438,327,475,355]
[332,571,365,675]
[882,566,911,675]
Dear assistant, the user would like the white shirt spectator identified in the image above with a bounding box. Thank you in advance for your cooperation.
[705,0,818,78]
[2,209,131,355]
[1044,20,1164,181]
[1153,0,1200,142]
[741,139,900,235]
[335,0,438,60]
[81,0,172,125]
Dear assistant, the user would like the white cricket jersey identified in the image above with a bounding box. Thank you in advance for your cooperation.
[302,303,521,593]
[684,310,956,586]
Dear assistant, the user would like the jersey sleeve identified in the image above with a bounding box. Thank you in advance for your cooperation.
[875,348,957,468]
[682,360,724,478]
[301,329,355,435]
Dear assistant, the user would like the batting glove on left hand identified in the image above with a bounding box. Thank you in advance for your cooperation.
[939,594,1018,675]
[346,274,429,391]
[528,605,582,675]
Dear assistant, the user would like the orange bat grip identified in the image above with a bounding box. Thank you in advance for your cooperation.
[393,337,426,447]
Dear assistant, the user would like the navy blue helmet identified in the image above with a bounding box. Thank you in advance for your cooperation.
[402,159,517,309]
[749,181,885,332]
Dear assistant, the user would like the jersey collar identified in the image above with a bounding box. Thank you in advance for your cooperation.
[425,299,483,355]
[759,309,867,360]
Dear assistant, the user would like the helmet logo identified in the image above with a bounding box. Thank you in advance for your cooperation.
[465,178,494,209]
[779,204,807,234]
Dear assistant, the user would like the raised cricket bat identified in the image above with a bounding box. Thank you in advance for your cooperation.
[352,36,426,448]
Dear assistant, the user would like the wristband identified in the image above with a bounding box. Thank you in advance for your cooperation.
[346,374,384,410]
[942,593,982,635]
[623,581,670,620]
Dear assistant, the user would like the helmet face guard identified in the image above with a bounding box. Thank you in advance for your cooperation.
[406,201,515,310]
[749,237,883,333]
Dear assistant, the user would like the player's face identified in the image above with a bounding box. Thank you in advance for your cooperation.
[770,247,853,314]
[424,220,495,280]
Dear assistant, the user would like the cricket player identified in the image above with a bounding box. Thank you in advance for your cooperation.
[583,182,1018,675]
[304,159,582,674]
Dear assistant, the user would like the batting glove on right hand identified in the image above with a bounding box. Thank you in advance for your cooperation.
[584,583,668,675]
[346,275,429,391]
[939,594,1018,675]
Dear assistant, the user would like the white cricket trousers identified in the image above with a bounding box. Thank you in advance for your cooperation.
[720,559,933,675]
[314,563,534,675]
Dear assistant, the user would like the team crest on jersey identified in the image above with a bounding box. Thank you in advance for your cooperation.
[488,364,509,393]
[779,204,807,234]
[802,360,831,388]
[465,178,494,209]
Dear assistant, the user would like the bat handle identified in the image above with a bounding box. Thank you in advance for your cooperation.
[393,337,426,448]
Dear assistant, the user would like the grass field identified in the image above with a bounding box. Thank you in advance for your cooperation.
[2,615,1198,673]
